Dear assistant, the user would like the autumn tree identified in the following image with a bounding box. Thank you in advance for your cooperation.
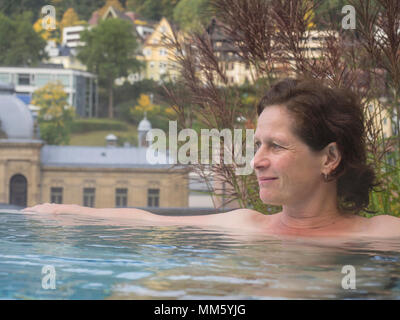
[32,81,75,145]
[77,18,142,118]
[33,16,61,44]
[60,8,86,33]
[133,94,153,113]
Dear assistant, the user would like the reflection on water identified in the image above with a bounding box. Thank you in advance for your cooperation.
[0,211,399,299]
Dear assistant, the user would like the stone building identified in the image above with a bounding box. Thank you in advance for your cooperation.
[0,82,188,209]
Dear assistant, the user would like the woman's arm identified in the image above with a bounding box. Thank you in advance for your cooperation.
[23,203,196,224]
[23,203,152,217]
[22,203,262,228]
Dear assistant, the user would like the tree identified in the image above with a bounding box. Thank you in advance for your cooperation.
[132,94,153,113]
[33,17,61,43]
[77,18,142,118]
[173,0,211,32]
[46,0,106,22]
[97,0,125,17]
[32,81,75,145]
[0,12,47,66]
[0,0,48,23]
[313,0,349,29]
[60,7,85,28]
[126,0,180,21]
[59,8,86,43]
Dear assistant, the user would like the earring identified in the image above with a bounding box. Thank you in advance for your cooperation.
[323,173,329,182]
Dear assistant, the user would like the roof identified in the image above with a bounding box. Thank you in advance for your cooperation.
[0,82,14,93]
[40,145,177,169]
[143,17,176,47]
[0,83,34,139]
[58,45,72,57]
[138,117,152,131]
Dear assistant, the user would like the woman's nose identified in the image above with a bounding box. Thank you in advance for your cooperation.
[251,148,270,170]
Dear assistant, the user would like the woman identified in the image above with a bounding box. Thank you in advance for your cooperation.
[23,78,400,238]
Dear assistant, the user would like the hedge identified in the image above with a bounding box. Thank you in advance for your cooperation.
[71,118,129,134]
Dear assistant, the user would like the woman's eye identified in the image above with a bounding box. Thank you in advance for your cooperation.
[255,142,261,150]
[272,143,283,149]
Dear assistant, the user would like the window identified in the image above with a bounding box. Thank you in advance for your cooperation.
[36,74,52,86]
[18,73,30,85]
[50,187,63,204]
[159,48,167,56]
[0,72,10,83]
[115,188,128,207]
[83,188,95,207]
[56,74,70,86]
[147,189,160,207]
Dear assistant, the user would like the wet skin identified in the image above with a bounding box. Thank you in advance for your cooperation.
[23,106,400,239]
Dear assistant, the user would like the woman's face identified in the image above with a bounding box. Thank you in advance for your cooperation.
[252,105,325,206]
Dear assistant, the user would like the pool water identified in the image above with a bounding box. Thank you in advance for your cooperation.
[1,210,400,299]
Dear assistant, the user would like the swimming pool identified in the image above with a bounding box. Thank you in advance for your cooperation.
[1,210,400,299]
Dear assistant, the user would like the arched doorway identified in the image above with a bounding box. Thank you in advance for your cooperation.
[9,174,27,207]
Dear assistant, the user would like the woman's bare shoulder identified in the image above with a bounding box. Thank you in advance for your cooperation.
[206,209,270,230]
[367,214,400,238]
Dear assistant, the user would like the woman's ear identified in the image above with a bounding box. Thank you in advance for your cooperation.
[322,142,341,175]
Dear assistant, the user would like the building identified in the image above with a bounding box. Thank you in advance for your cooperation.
[44,40,87,71]
[140,17,180,83]
[88,4,157,85]
[62,25,86,49]
[205,19,255,86]
[0,82,188,209]
[188,171,215,208]
[0,66,98,117]
[89,5,155,45]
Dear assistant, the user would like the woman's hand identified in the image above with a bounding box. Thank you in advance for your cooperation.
[22,203,82,214]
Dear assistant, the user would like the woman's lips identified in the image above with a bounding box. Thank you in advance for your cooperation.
[258,177,278,185]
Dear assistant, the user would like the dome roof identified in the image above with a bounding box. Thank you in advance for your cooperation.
[106,133,117,141]
[0,82,34,139]
[138,115,152,132]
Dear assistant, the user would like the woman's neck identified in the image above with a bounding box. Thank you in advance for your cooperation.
[278,187,346,230]
[278,208,346,230]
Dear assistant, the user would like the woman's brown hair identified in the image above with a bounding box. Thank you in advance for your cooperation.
[257,78,378,214]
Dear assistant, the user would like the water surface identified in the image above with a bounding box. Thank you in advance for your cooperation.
[1,210,399,299]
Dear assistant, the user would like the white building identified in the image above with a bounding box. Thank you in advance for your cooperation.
[62,25,86,48]
[0,66,98,117]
